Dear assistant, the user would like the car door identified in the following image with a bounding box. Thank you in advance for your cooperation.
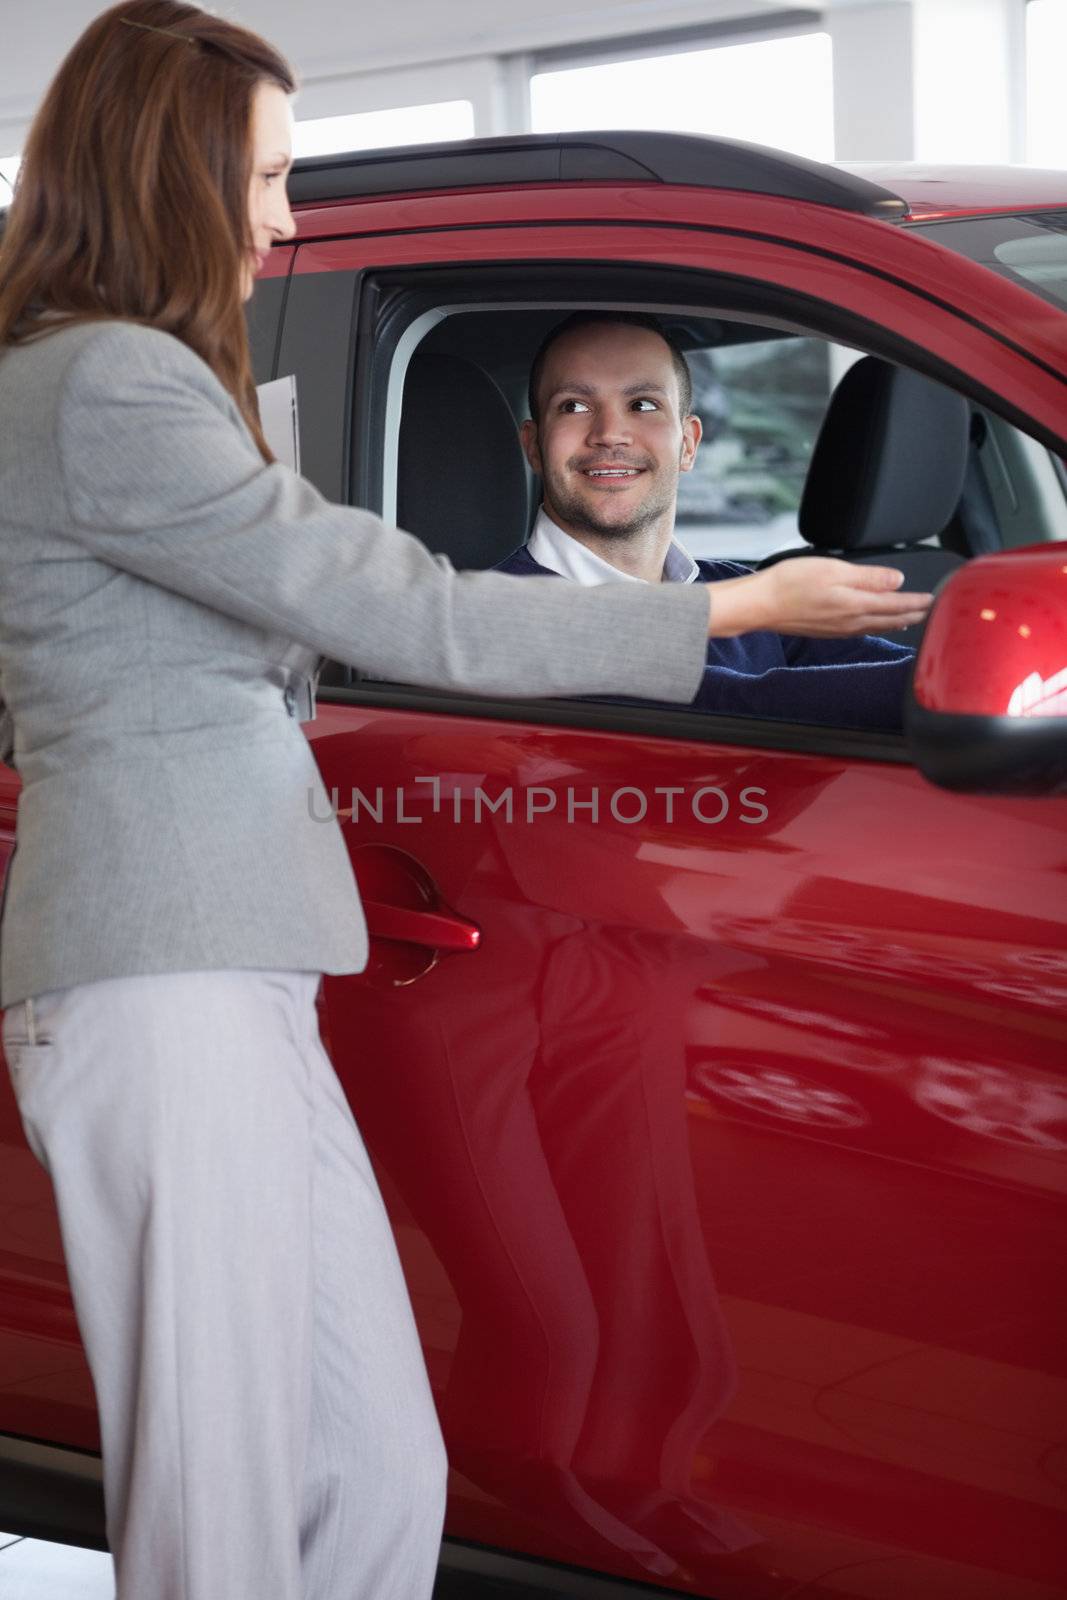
[284,193,1067,1600]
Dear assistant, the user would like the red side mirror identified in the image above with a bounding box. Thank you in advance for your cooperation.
[906,544,1067,793]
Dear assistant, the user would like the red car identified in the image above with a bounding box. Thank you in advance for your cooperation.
[2,133,1066,1599]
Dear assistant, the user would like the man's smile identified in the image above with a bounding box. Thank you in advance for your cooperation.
[576,462,650,488]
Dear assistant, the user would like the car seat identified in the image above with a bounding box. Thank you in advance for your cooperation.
[758,355,970,644]
[397,352,531,569]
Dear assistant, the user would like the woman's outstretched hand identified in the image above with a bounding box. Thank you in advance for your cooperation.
[706,557,933,639]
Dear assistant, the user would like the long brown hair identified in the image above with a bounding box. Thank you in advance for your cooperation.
[0,1,296,460]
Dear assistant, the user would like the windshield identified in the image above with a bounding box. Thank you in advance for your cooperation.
[910,210,1067,312]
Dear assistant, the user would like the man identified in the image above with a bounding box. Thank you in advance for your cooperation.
[497,312,914,731]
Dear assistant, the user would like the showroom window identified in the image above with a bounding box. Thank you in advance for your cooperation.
[677,336,835,562]
[1025,0,1067,166]
[294,101,475,157]
[529,30,834,162]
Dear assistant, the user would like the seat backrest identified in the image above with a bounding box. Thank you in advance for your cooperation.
[397,352,530,570]
[758,356,970,644]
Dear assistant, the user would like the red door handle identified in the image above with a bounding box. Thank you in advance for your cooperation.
[361,900,480,952]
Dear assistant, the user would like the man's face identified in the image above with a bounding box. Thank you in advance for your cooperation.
[521,322,701,543]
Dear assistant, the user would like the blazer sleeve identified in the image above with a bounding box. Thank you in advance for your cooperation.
[55,323,710,704]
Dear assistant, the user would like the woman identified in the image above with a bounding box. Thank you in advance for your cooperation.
[0,5,929,1597]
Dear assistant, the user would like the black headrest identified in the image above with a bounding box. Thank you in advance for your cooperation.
[397,353,529,569]
[799,357,969,551]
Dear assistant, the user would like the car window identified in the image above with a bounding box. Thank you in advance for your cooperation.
[994,227,1067,310]
[301,258,1066,730]
[678,335,837,564]
[965,408,1067,548]
[911,211,1067,313]
[379,302,1067,571]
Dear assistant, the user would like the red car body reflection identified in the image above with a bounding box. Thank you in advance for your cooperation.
[311,708,1067,1597]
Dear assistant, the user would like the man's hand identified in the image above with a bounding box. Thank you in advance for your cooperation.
[707,557,933,639]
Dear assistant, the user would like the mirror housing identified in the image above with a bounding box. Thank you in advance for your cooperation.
[906,544,1067,794]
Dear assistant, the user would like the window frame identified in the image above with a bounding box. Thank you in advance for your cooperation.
[345,257,1067,536]
[277,232,1064,758]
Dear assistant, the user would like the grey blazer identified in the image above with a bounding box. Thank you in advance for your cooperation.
[0,321,708,1007]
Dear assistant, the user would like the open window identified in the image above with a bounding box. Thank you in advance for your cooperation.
[288,257,1067,737]
[348,266,1067,579]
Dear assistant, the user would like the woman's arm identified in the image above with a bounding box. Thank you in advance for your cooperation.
[56,322,710,704]
[57,323,932,707]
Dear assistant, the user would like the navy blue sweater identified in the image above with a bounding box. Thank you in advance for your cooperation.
[495,544,913,732]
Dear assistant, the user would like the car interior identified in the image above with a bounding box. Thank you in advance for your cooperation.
[388,302,1067,654]
[260,261,1067,702]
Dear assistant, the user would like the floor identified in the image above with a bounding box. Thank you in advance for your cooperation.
[0,1533,114,1598]
[0,1535,538,1599]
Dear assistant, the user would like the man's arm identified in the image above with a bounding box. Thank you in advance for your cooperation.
[693,560,913,730]
[691,655,911,732]
[779,632,915,669]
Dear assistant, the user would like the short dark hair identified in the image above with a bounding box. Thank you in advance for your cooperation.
[527,311,693,425]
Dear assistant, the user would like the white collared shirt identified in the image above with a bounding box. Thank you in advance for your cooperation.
[526,508,700,586]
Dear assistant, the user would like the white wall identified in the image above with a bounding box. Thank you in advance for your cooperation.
[266,0,799,78]
[912,0,1025,162]
[829,2,915,159]
[0,0,1044,171]
[0,0,794,152]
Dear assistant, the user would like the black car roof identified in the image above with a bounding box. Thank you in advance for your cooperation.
[0,132,909,234]
[286,130,909,219]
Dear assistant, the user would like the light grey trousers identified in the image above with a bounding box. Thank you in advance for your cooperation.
[2,969,448,1600]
